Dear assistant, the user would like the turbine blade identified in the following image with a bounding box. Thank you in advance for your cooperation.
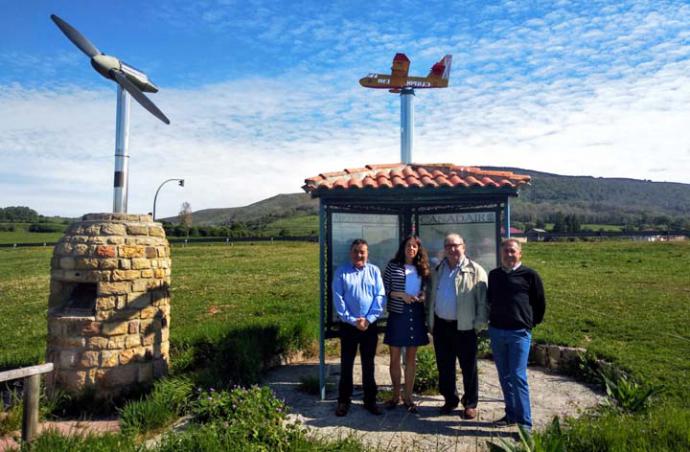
[50,14,101,58]
[112,70,170,125]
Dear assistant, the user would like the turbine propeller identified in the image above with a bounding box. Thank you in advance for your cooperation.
[50,14,170,125]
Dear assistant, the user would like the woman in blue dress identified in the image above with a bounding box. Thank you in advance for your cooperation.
[383,235,431,412]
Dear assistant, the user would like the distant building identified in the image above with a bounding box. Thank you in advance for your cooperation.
[526,228,547,242]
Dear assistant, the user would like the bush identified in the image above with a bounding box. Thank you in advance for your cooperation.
[119,377,194,436]
[27,223,65,233]
[15,429,135,452]
[413,347,438,394]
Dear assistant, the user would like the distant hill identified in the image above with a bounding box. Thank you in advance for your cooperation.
[161,169,690,230]
[160,193,317,227]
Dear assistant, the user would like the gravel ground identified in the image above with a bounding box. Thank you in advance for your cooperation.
[266,355,605,452]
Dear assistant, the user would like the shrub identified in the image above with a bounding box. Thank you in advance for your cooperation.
[190,386,303,450]
[601,371,663,413]
[27,223,65,233]
[119,376,193,436]
[14,429,135,451]
[413,346,438,394]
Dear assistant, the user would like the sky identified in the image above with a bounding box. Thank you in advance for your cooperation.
[1,0,690,218]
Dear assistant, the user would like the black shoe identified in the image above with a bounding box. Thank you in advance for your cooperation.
[363,402,383,415]
[335,401,350,417]
[439,400,459,415]
[493,415,516,427]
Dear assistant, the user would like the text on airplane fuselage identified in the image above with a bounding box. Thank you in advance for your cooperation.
[374,78,432,88]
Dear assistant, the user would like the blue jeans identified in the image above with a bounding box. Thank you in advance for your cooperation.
[489,326,532,429]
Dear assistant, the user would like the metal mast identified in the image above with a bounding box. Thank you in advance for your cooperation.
[113,87,131,213]
[400,87,415,164]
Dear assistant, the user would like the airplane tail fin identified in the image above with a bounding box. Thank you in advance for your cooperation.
[429,55,452,81]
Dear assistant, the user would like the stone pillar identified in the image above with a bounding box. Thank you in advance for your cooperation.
[45,213,171,398]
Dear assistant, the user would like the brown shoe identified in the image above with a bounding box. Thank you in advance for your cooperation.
[363,402,383,415]
[463,407,477,419]
[335,401,350,417]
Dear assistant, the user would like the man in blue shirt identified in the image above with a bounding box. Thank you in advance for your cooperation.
[333,239,385,416]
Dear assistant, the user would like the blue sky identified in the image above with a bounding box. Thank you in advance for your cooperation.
[1,0,689,217]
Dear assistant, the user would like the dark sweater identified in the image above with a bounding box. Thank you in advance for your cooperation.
[488,265,545,330]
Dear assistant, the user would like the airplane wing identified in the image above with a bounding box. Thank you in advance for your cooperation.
[390,53,410,87]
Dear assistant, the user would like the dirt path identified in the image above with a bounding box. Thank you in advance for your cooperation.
[266,356,604,451]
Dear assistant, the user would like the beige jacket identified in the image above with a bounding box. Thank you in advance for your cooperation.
[427,258,489,332]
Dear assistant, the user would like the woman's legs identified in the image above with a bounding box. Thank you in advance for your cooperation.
[389,346,402,402]
[403,346,417,403]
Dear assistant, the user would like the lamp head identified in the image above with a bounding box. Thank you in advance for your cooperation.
[179,179,185,187]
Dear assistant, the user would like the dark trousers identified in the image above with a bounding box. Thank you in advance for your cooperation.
[338,322,378,405]
[433,316,479,408]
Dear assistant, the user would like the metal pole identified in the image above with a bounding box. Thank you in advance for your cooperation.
[318,200,327,400]
[113,86,131,213]
[505,198,511,238]
[22,374,40,443]
[400,87,415,164]
[153,178,184,220]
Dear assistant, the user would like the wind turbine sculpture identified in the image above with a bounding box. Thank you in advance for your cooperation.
[50,14,170,213]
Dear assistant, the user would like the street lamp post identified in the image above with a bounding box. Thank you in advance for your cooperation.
[152,179,184,221]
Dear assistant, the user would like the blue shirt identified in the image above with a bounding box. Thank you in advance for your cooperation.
[434,258,464,320]
[332,262,386,326]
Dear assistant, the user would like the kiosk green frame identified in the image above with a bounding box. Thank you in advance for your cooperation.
[303,163,530,400]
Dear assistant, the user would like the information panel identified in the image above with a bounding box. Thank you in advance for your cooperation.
[418,211,498,272]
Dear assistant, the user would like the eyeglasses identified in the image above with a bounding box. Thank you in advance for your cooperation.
[444,243,464,249]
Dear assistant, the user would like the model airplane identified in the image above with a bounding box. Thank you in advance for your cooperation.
[359,53,452,93]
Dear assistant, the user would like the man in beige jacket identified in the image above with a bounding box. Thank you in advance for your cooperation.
[428,233,488,419]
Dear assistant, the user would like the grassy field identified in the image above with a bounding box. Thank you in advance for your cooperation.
[1,240,688,449]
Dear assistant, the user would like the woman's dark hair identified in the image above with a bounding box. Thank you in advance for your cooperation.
[391,235,430,278]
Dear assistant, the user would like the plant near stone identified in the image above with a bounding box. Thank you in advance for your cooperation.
[601,371,663,413]
[298,374,333,395]
[192,385,303,450]
[119,376,193,436]
[0,388,22,436]
[413,346,439,394]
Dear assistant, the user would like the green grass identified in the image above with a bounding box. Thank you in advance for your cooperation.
[1,240,689,450]
[261,214,319,236]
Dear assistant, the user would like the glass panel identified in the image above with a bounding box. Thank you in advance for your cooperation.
[418,211,497,273]
[331,212,400,272]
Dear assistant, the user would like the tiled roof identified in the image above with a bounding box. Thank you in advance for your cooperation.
[303,163,531,194]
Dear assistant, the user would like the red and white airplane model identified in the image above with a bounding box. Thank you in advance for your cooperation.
[359,53,452,93]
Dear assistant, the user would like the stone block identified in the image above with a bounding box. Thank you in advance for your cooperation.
[59,257,76,270]
[559,346,585,369]
[102,364,139,388]
[100,350,119,367]
[144,246,158,258]
[131,258,151,270]
[112,270,141,281]
[120,245,145,258]
[75,258,100,269]
[128,320,140,334]
[155,341,170,359]
[99,258,119,270]
[141,306,159,320]
[87,336,109,350]
[132,279,152,293]
[80,351,100,368]
[101,223,126,236]
[102,321,128,336]
[153,269,166,279]
[125,334,141,348]
[531,345,548,367]
[59,350,79,369]
[95,310,113,321]
[149,226,166,237]
[98,281,131,295]
[128,291,151,308]
[157,247,168,258]
[127,225,149,235]
[54,242,73,255]
[57,370,87,392]
[106,336,126,350]
[48,319,64,337]
[73,243,90,256]
[119,259,132,270]
[96,296,117,311]
[107,236,125,245]
[547,345,561,369]
[140,269,154,278]
[52,336,86,348]
[158,258,171,269]
[81,321,101,336]
[142,333,156,346]
[83,225,101,235]
[95,245,117,258]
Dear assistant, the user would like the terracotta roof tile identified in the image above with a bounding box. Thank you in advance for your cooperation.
[302,163,530,194]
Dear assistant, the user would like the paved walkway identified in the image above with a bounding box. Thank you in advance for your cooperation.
[266,356,604,452]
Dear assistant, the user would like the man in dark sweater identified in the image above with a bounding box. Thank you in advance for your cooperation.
[487,239,545,432]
